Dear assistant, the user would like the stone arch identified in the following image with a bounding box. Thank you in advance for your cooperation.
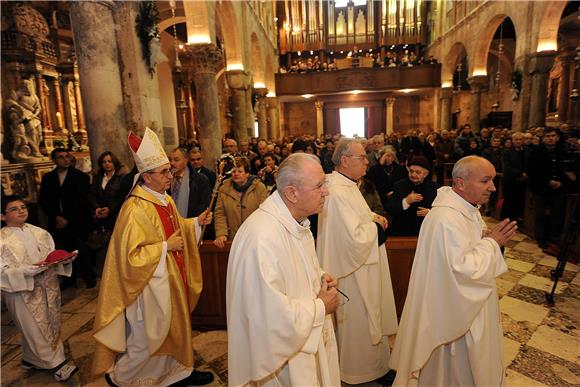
[183,1,213,43]
[158,16,186,34]
[251,32,265,87]
[442,42,468,85]
[472,14,518,76]
[536,1,570,52]
[215,1,243,69]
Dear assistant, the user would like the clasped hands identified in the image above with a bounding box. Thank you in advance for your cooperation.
[373,214,388,230]
[318,273,340,315]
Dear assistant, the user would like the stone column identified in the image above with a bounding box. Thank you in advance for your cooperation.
[440,87,452,132]
[315,100,324,138]
[267,97,280,140]
[528,51,557,128]
[557,51,574,124]
[467,75,488,132]
[69,1,131,168]
[182,43,224,169]
[226,70,250,142]
[254,87,268,140]
[246,86,255,138]
[385,97,396,135]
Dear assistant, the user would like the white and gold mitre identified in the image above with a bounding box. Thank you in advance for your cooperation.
[127,127,169,173]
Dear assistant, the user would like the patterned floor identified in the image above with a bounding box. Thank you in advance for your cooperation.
[1,223,578,386]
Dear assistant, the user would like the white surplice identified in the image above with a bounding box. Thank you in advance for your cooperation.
[227,191,341,387]
[390,186,507,386]
[317,172,398,384]
[1,224,72,369]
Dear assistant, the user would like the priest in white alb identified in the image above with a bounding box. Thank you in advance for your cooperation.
[92,128,214,386]
[227,153,341,386]
[317,138,398,384]
[390,156,518,386]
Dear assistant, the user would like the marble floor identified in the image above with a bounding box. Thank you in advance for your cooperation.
[2,224,579,386]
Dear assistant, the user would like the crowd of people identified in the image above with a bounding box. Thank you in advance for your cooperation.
[1,121,577,385]
[280,48,438,73]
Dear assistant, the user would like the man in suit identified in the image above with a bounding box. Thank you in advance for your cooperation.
[38,148,95,288]
[189,149,217,188]
[169,147,211,218]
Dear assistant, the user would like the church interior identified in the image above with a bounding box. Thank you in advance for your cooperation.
[1,1,579,386]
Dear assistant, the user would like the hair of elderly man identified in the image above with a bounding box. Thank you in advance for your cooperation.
[512,132,524,140]
[452,155,489,181]
[276,153,321,192]
[332,138,361,166]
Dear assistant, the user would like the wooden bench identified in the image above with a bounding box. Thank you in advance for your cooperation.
[192,237,418,329]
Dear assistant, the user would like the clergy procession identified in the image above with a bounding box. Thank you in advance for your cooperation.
[0,126,523,387]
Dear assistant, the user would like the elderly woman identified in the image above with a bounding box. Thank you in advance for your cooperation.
[214,157,268,248]
[367,146,408,209]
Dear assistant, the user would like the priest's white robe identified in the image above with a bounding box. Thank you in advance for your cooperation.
[0,224,72,369]
[390,186,507,386]
[317,172,398,384]
[227,191,341,387]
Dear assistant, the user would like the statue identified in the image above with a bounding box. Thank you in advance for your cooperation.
[4,79,45,161]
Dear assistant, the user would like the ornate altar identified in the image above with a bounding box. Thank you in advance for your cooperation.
[1,2,90,202]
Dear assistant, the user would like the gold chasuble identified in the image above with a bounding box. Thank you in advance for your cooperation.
[92,185,203,376]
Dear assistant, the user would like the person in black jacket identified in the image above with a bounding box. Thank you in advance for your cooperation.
[367,147,408,209]
[88,151,125,271]
[38,148,95,288]
[384,156,438,236]
[527,129,572,248]
[168,147,212,218]
[189,148,217,188]
[501,132,528,221]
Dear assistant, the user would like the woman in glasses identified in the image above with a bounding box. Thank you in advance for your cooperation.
[0,195,77,381]
[214,157,268,248]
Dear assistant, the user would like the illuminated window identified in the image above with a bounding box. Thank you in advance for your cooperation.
[339,107,365,138]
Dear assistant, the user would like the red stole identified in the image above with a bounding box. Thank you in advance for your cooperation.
[153,203,188,290]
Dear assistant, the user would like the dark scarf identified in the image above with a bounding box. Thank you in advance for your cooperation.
[232,175,257,192]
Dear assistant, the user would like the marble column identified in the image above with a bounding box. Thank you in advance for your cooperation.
[182,43,224,169]
[69,0,130,168]
[52,77,66,132]
[226,70,250,142]
[528,51,557,128]
[267,97,280,140]
[72,73,86,132]
[315,100,324,138]
[467,75,488,132]
[440,87,453,132]
[557,51,574,124]
[255,87,268,140]
[385,97,396,135]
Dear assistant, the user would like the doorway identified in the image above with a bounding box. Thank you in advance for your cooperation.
[339,107,366,137]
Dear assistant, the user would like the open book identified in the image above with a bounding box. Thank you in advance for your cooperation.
[35,249,78,266]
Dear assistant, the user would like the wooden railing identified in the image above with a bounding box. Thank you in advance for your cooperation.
[192,237,418,329]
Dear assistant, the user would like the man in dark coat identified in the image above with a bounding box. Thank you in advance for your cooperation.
[169,147,211,218]
[189,148,217,188]
[527,129,572,248]
[384,156,438,236]
[38,148,95,288]
[501,132,528,221]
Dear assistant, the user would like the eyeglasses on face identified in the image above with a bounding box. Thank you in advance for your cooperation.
[345,154,367,161]
[147,169,172,177]
[5,204,28,213]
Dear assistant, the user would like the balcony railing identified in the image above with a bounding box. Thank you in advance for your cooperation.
[275,63,441,96]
